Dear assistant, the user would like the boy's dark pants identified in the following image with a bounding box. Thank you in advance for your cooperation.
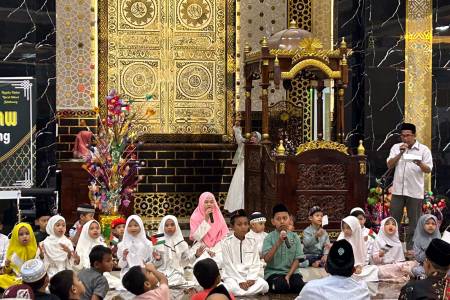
[267,273,304,294]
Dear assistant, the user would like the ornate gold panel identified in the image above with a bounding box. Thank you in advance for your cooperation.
[405,0,432,189]
[99,0,232,135]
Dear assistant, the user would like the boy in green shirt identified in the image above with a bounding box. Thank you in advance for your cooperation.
[262,203,305,294]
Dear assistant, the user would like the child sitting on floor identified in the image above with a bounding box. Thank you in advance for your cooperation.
[0,223,38,290]
[42,215,79,278]
[122,264,169,300]
[153,215,192,287]
[263,203,305,294]
[69,204,95,246]
[49,270,86,300]
[412,214,441,278]
[117,215,154,278]
[350,207,376,264]
[337,216,379,282]
[245,212,267,258]
[20,258,59,300]
[34,208,51,244]
[110,217,125,269]
[78,245,113,300]
[222,209,269,296]
[303,206,330,268]
[0,218,9,267]
[189,192,229,268]
[372,217,416,282]
[191,258,235,300]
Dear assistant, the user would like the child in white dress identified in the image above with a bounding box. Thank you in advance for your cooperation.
[153,215,192,287]
[42,215,78,278]
[117,215,154,278]
[350,207,376,264]
[372,217,417,282]
[337,216,379,282]
[74,220,122,289]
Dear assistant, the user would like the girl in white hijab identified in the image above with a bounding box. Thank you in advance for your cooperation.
[372,217,416,282]
[153,215,193,287]
[42,215,77,278]
[337,216,379,282]
[74,220,122,289]
[117,215,154,278]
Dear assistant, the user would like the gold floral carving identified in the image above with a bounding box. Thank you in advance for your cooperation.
[281,59,341,80]
[296,140,349,155]
[98,0,233,136]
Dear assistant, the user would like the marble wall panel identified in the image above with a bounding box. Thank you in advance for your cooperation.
[431,1,450,195]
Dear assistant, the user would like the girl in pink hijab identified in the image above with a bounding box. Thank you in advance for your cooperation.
[190,192,229,267]
[73,131,93,159]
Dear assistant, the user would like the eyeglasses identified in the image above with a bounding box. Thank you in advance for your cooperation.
[401,134,414,138]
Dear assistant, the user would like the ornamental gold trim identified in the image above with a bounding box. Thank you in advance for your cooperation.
[296,140,349,155]
[281,59,341,80]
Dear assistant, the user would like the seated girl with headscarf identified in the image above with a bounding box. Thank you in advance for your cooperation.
[189,192,229,268]
[371,217,417,282]
[337,216,379,282]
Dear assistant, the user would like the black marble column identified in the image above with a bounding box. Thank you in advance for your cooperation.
[337,0,406,187]
[432,1,450,196]
[0,0,56,188]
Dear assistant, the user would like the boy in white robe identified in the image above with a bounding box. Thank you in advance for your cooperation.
[296,239,370,300]
[245,212,267,257]
[222,209,269,296]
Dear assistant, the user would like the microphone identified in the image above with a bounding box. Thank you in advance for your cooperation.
[209,213,214,223]
[280,230,291,249]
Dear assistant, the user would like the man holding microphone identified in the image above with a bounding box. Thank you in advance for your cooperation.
[386,123,433,251]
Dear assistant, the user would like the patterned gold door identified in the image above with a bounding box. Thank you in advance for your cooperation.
[100,0,228,135]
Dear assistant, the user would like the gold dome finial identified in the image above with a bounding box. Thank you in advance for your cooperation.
[277,140,286,156]
[340,37,347,49]
[244,43,251,54]
[340,54,348,66]
[357,140,365,156]
[274,55,279,65]
[260,36,268,47]
[289,20,298,29]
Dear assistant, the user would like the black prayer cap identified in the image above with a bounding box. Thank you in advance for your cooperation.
[272,203,289,217]
[400,123,416,134]
[425,238,450,267]
[35,202,52,219]
[308,206,322,216]
[326,239,354,277]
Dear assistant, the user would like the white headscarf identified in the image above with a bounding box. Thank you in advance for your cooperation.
[373,217,405,263]
[338,216,367,266]
[43,215,73,262]
[118,215,152,267]
[76,220,105,269]
[157,215,188,260]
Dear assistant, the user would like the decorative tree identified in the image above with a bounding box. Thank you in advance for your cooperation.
[81,89,147,215]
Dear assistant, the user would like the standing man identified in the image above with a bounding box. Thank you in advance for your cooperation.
[387,123,433,251]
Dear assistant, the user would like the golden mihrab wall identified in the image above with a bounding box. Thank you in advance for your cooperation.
[98,0,233,135]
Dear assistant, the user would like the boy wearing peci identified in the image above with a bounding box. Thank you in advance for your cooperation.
[262,203,305,294]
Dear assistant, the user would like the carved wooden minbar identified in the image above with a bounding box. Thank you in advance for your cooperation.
[243,22,367,230]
